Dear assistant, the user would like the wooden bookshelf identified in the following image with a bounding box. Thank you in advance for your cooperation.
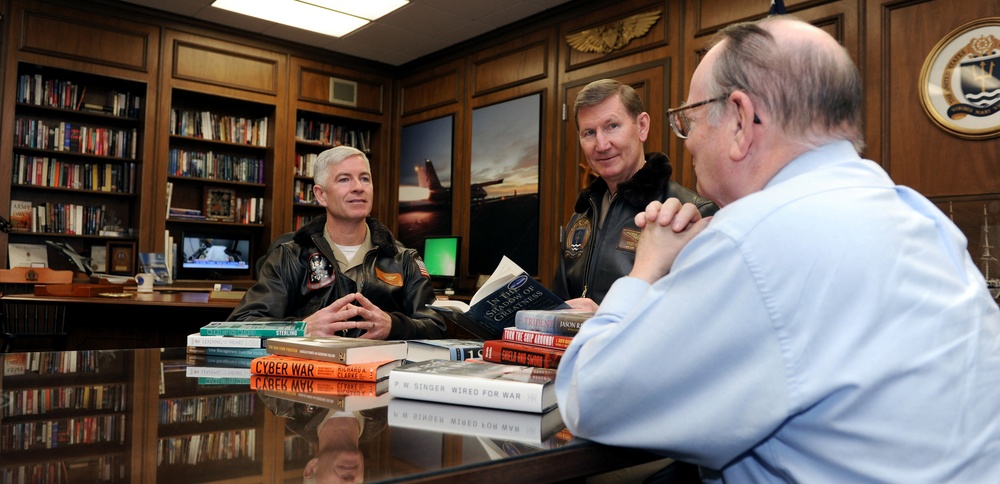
[7,63,146,273]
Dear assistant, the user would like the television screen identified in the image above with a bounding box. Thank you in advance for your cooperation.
[423,236,460,278]
[179,232,251,279]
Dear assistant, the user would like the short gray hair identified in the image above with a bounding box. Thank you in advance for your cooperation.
[704,18,864,152]
[313,145,370,186]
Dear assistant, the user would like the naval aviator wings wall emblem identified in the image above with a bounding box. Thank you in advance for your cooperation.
[920,18,1000,139]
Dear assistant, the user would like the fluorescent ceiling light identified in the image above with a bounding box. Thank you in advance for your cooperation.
[212,0,408,38]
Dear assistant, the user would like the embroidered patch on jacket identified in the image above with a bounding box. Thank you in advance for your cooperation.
[306,252,335,290]
[415,258,430,278]
[376,267,404,287]
[564,218,592,259]
[617,228,641,252]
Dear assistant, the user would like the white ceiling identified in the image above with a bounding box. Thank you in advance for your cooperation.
[117,0,573,66]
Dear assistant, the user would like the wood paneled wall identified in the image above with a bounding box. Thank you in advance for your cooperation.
[397,0,1000,289]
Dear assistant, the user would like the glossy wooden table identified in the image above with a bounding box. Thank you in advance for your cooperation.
[1,291,241,350]
[0,347,665,483]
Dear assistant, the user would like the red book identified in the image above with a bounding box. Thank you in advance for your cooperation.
[502,327,574,350]
[481,340,564,369]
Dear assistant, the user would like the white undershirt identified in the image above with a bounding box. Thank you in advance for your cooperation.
[336,244,362,264]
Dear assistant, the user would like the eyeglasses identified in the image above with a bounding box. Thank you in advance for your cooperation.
[666,96,726,139]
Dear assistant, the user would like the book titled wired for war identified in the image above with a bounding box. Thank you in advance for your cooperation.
[389,359,557,413]
[200,321,307,338]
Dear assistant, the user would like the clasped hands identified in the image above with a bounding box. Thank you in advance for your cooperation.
[629,198,712,284]
[304,292,391,339]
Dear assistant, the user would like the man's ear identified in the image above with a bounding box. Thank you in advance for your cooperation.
[729,92,756,161]
[636,111,651,143]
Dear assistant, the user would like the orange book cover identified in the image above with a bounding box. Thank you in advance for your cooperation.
[250,354,400,382]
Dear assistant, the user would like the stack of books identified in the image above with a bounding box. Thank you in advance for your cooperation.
[479,309,592,369]
[251,336,408,410]
[185,321,307,383]
[405,338,485,362]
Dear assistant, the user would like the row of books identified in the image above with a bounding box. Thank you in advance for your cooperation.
[11,155,137,194]
[167,148,266,183]
[169,108,268,147]
[14,118,139,159]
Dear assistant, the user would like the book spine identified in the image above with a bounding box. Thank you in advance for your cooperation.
[514,313,585,336]
[186,334,263,348]
[265,343,345,364]
[199,327,305,337]
[250,357,378,381]
[452,346,484,360]
[205,347,270,358]
[502,327,574,349]
[388,370,547,413]
[481,341,563,369]
[198,377,252,385]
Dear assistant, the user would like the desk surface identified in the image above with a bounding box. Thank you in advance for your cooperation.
[2,290,241,308]
[0,347,662,482]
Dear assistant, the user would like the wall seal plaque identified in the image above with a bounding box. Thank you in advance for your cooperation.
[919,17,1000,139]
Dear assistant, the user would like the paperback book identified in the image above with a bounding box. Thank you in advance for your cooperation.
[250,354,401,382]
[514,309,593,336]
[427,257,569,340]
[265,336,408,366]
[388,359,558,413]
[406,339,485,362]
[481,340,564,369]
[200,320,307,338]
[388,398,564,444]
[8,200,32,231]
[186,333,264,349]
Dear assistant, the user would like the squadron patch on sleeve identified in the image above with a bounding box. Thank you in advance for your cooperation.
[617,228,641,252]
[306,252,335,290]
[564,217,592,259]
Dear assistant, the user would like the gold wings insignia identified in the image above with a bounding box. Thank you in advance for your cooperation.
[566,9,662,54]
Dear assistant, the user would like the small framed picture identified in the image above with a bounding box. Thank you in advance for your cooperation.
[205,187,236,222]
[107,241,136,275]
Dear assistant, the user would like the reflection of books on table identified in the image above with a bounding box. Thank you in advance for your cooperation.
[257,384,392,412]
[184,364,251,379]
[406,339,485,362]
[427,256,568,340]
[388,359,557,413]
[251,374,389,396]
[388,398,564,444]
[265,336,408,365]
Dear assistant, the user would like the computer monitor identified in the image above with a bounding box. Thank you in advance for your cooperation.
[178,231,252,280]
[423,235,460,292]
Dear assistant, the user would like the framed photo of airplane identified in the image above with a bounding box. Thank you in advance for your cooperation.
[469,93,541,275]
[398,114,455,250]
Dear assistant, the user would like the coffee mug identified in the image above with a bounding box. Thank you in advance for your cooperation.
[135,273,155,293]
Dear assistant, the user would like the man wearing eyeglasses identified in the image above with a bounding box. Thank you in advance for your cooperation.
[552,79,716,311]
[556,16,1000,482]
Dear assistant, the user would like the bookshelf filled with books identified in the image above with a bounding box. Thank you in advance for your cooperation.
[7,63,147,273]
[0,350,138,483]
[162,88,274,282]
